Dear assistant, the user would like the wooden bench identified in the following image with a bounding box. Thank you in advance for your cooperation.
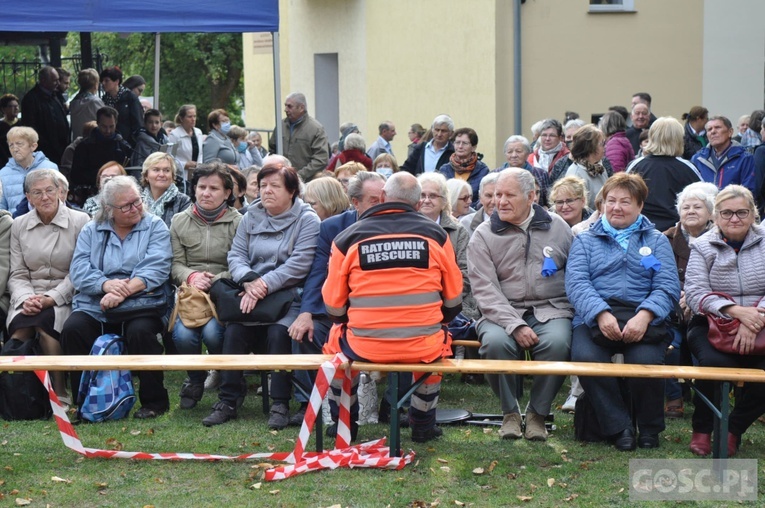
[2,354,762,458]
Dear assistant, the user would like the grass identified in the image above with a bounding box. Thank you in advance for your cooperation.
[0,371,763,507]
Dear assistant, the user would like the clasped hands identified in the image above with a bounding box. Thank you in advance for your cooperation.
[240,279,268,314]
[725,305,765,355]
[21,294,55,316]
[596,309,654,343]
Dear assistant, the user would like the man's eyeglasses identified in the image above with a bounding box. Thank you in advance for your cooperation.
[110,198,143,213]
[719,209,750,220]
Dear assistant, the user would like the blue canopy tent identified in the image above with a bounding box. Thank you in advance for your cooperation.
[4,0,284,150]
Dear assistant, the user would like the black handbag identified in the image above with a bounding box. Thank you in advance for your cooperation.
[590,298,670,347]
[209,278,293,323]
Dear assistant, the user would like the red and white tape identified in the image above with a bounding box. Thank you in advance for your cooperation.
[13,354,415,480]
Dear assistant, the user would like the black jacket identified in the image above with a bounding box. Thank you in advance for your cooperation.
[20,84,70,165]
[70,130,132,188]
[401,141,454,175]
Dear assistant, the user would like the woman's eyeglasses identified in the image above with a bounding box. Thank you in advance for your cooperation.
[718,209,750,220]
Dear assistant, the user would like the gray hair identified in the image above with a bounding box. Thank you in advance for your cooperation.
[530,120,544,136]
[478,172,500,195]
[95,175,144,224]
[564,118,586,133]
[540,118,563,136]
[676,181,718,215]
[431,114,454,132]
[286,92,307,109]
[498,167,536,196]
[418,172,450,215]
[343,133,366,152]
[446,178,471,211]
[53,171,69,193]
[503,135,531,155]
[24,169,60,194]
[262,154,292,168]
[384,172,421,207]
[347,171,385,202]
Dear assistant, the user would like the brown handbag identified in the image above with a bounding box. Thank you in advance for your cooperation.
[168,282,219,331]
[699,292,765,355]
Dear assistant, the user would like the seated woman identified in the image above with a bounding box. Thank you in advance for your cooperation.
[333,162,364,193]
[140,152,191,228]
[0,126,58,212]
[202,157,320,428]
[242,167,260,206]
[131,109,170,168]
[203,109,238,165]
[61,176,172,418]
[684,185,765,456]
[0,182,11,326]
[564,125,608,210]
[372,153,398,180]
[326,133,372,172]
[227,125,263,171]
[7,170,90,407]
[438,127,490,208]
[228,166,248,213]
[550,176,593,228]
[170,163,242,409]
[446,179,473,220]
[304,177,349,221]
[566,173,680,451]
[83,162,126,217]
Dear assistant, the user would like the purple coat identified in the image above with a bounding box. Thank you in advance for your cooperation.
[605,131,635,173]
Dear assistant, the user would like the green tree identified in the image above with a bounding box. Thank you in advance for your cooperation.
[65,32,244,130]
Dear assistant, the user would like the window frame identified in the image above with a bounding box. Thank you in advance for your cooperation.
[588,0,636,13]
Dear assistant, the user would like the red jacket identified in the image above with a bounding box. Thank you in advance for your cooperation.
[326,149,373,172]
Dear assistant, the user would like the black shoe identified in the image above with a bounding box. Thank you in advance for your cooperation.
[411,425,443,443]
[612,428,636,451]
[326,421,359,442]
[134,406,167,419]
[461,374,485,385]
[179,380,204,410]
[202,401,237,427]
[267,402,290,430]
[288,404,307,427]
[638,433,660,449]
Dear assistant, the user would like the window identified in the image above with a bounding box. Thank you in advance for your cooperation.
[589,0,635,13]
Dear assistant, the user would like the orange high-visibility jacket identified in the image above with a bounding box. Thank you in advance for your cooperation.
[322,202,463,363]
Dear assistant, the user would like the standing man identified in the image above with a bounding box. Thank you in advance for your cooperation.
[269,92,329,182]
[626,102,652,154]
[366,121,396,161]
[468,168,573,441]
[323,172,463,442]
[401,114,455,175]
[55,67,72,111]
[20,66,69,165]
[691,115,756,194]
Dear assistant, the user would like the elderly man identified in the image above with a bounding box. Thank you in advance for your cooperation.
[269,92,329,182]
[323,172,463,443]
[467,168,573,441]
[691,115,755,194]
[626,102,652,154]
[498,135,551,207]
[401,114,455,174]
[366,121,396,161]
[20,66,69,165]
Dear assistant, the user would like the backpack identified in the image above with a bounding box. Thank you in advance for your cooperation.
[573,392,606,443]
[0,338,52,421]
[76,334,136,422]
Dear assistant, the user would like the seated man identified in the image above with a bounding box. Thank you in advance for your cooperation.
[467,168,573,441]
[322,172,463,442]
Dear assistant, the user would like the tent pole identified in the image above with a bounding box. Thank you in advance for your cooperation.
[154,32,161,109]
[272,31,283,155]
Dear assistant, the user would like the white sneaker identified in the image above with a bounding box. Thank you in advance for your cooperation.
[562,394,578,413]
[204,370,221,391]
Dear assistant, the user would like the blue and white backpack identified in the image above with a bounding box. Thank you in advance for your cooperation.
[76,333,136,422]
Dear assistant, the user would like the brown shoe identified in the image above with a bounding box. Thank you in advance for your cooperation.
[664,398,684,419]
[524,411,548,441]
[498,412,522,440]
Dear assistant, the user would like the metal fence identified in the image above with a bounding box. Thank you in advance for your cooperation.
[0,51,108,100]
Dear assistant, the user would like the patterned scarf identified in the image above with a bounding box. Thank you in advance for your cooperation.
[102,86,131,109]
[575,159,606,178]
[142,183,179,219]
[537,142,563,171]
[449,151,478,174]
[601,214,643,251]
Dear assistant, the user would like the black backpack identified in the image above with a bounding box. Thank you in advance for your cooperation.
[573,392,605,443]
[0,339,52,421]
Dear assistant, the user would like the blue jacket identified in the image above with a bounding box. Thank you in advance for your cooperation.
[70,214,171,322]
[300,209,357,315]
[691,143,755,192]
[0,152,58,211]
[565,215,680,329]
[437,159,490,209]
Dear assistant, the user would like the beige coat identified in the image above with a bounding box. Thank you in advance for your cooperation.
[7,204,91,331]
[0,210,12,314]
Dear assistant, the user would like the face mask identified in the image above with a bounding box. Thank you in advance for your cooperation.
[237,141,247,153]
[376,167,393,180]
[220,121,231,134]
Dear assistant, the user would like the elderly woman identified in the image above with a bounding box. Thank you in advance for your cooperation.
[564,125,608,210]
[7,170,90,405]
[0,126,58,211]
[446,179,473,219]
[497,135,550,207]
[170,163,242,409]
[372,153,398,180]
[304,177,349,221]
[566,173,680,450]
[626,117,701,231]
[83,162,126,217]
[334,161,364,192]
[203,158,320,428]
[140,152,191,228]
[168,105,204,180]
[203,109,238,165]
[460,172,498,237]
[528,119,570,174]
[563,119,586,149]
[61,176,172,418]
[437,128,490,208]
[599,111,634,173]
[681,106,709,160]
[550,176,593,228]
[99,67,143,148]
[684,185,765,456]
[326,133,373,172]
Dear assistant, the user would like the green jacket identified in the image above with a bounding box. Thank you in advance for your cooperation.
[170,206,242,286]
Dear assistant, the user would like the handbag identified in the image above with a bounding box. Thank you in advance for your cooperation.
[209,278,293,323]
[168,282,219,331]
[590,298,670,347]
[699,292,765,355]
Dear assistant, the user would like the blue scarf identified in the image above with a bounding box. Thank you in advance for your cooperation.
[601,214,643,251]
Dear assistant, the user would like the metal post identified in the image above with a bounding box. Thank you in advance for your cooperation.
[272,32,283,154]
[153,33,161,109]
[513,0,522,135]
